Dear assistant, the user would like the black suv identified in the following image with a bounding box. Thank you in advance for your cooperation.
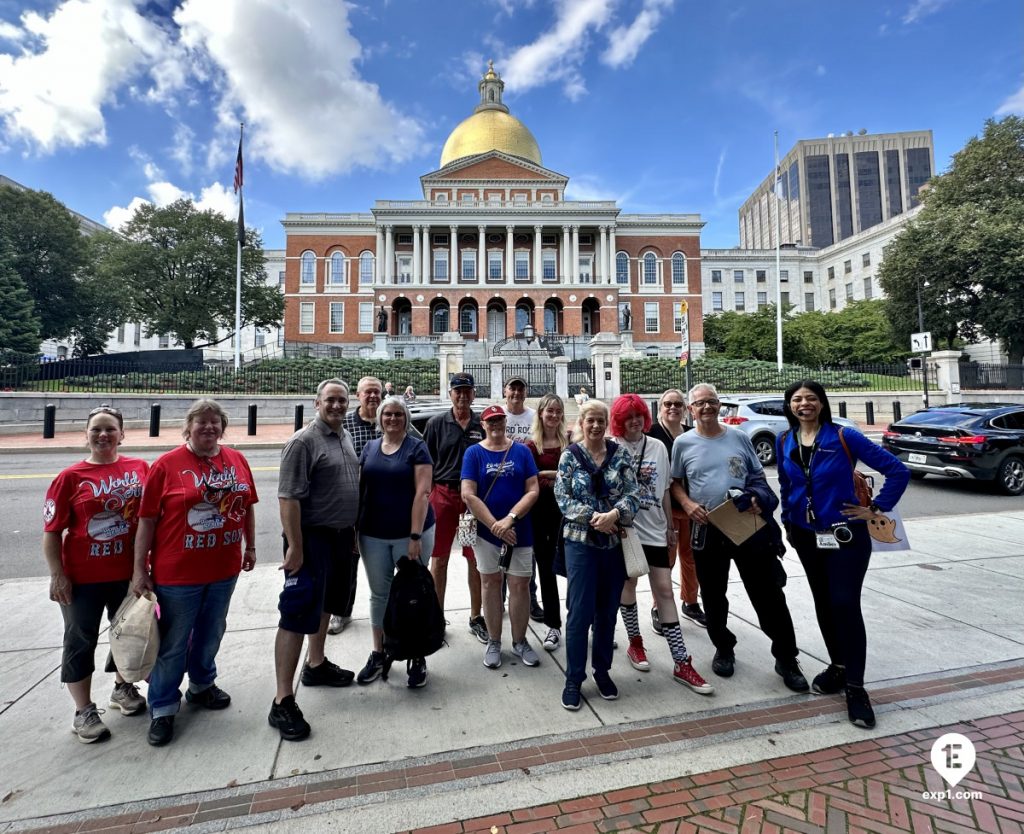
[881,403,1024,495]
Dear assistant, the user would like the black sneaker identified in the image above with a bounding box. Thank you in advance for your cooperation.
[650,607,663,636]
[593,670,619,700]
[185,684,231,710]
[846,685,876,729]
[812,664,847,695]
[357,651,385,685]
[407,658,428,688]
[301,658,354,687]
[561,680,581,711]
[711,649,735,677]
[682,603,708,628]
[268,695,311,741]
[530,599,545,623]
[147,715,174,747]
[775,659,810,692]
[468,615,489,644]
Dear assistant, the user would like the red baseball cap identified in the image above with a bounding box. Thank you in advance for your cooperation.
[480,405,507,421]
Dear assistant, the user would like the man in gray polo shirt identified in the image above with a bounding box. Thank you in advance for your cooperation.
[268,378,360,741]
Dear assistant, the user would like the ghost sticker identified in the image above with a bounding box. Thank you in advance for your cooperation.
[868,514,901,543]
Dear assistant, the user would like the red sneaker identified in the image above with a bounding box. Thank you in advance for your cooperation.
[626,635,650,671]
[673,658,715,695]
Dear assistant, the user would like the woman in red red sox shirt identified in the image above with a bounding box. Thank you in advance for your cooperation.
[43,405,150,744]
[132,399,258,747]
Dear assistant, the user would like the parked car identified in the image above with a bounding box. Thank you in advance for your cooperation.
[718,395,858,465]
[407,402,474,434]
[881,403,1024,496]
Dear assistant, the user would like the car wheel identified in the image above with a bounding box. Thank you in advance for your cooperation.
[753,435,776,465]
[910,471,927,481]
[995,455,1024,496]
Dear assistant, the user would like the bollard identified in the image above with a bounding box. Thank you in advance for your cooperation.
[43,403,56,439]
[893,400,902,423]
[865,401,874,426]
[838,401,847,418]
[248,403,258,436]
[293,404,304,431]
[149,404,161,437]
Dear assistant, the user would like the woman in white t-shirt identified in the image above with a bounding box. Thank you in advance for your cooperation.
[609,395,713,696]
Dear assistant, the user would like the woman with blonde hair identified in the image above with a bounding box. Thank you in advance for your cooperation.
[525,393,569,651]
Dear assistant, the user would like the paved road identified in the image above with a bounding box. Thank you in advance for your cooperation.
[1,448,1019,579]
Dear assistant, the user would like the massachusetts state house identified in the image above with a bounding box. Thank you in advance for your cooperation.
[281,64,705,360]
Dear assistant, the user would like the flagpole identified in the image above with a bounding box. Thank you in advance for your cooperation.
[774,130,783,371]
[234,123,244,371]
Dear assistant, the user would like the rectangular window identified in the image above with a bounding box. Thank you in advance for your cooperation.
[806,153,834,247]
[255,332,265,348]
[644,302,659,333]
[835,152,853,241]
[433,251,448,282]
[616,255,629,284]
[359,255,373,284]
[158,334,169,349]
[542,251,557,281]
[855,150,883,231]
[712,292,723,311]
[780,269,789,282]
[862,252,871,267]
[827,266,835,281]
[804,292,815,311]
[299,302,315,334]
[396,256,412,284]
[579,256,592,283]
[278,270,286,286]
[396,234,412,245]
[756,269,766,282]
[735,292,745,311]
[845,282,854,301]
[757,291,767,309]
[432,234,449,246]
[781,291,790,308]
[829,288,837,309]
[674,305,684,332]
[513,193,527,204]
[804,270,814,283]
[134,325,141,346]
[461,251,476,281]
[671,255,686,285]
[542,234,557,246]
[844,259,852,274]
[514,252,529,281]
[487,252,502,281]
[117,325,125,343]
[329,302,345,333]
[733,269,744,283]
[643,257,658,285]
[863,276,873,299]
[277,330,285,348]
[711,269,722,283]
[579,234,593,245]
[301,257,315,286]
[359,302,373,333]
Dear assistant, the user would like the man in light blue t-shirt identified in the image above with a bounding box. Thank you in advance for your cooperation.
[671,383,808,694]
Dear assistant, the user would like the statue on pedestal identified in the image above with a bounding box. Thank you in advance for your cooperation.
[376,306,388,333]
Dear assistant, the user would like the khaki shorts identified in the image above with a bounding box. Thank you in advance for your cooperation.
[473,539,534,578]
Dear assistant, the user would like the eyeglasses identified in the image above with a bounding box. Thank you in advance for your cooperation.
[381,412,405,419]
[88,406,122,418]
[662,401,685,408]
[690,399,721,408]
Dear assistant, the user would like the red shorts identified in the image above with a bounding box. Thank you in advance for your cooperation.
[429,484,476,563]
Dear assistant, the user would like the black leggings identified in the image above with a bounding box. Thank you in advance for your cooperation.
[787,523,872,686]
[531,491,563,629]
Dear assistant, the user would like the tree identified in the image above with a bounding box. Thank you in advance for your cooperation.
[0,185,96,342]
[879,116,1024,362]
[68,233,133,357]
[0,252,41,354]
[97,199,283,349]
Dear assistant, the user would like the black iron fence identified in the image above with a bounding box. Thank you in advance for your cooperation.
[960,363,1024,390]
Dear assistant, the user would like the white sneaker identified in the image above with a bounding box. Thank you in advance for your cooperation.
[543,628,561,651]
[328,615,351,635]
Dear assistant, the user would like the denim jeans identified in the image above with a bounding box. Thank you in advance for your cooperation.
[564,540,626,686]
[149,575,238,718]
[359,530,434,628]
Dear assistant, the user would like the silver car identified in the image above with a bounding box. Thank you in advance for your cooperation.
[719,395,858,465]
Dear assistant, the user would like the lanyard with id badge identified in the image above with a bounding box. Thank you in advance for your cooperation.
[798,439,853,550]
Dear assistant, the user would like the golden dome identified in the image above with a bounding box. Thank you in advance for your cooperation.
[439,109,542,168]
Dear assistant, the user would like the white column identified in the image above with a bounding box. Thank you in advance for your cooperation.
[598,226,608,283]
[412,225,421,285]
[375,228,384,283]
[607,227,617,284]
[384,225,394,284]
[571,225,580,283]
[449,225,458,284]
[533,225,542,286]
[477,225,486,284]
[561,226,570,282]
[421,226,431,284]
[505,225,514,283]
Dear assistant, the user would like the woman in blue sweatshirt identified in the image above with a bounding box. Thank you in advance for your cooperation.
[777,379,909,729]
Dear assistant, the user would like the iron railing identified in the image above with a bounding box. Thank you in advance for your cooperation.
[960,363,1024,390]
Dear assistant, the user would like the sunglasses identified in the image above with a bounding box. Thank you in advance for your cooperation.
[88,406,122,418]
[662,401,685,408]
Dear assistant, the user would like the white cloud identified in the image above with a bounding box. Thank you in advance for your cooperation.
[0,20,24,42]
[713,148,726,200]
[902,0,953,25]
[501,0,616,100]
[103,196,148,231]
[996,82,1024,116]
[174,0,424,179]
[601,0,674,69]
[0,0,186,152]
[103,178,236,231]
[167,122,196,176]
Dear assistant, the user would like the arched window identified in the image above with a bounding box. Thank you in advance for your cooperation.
[616,252,629,284]
[432,303,450,334]
[671,252,686,286]
[515,303,532,334]
[330,252,345,286]
[359,251,374,283]
[300,251,316,286]
[459,304,477,333]
[643,252,658,285]
[543,302,559,334]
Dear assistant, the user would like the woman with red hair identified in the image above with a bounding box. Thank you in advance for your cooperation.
[609,395,713,695]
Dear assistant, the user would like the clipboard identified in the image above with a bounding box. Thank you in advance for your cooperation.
[706,498,765,546]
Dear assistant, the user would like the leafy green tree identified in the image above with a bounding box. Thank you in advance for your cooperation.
[0,251,41,354]
[879,116,1024,362]
[0,185,94,342]
[821,300,903,363]
[98,199,283,349]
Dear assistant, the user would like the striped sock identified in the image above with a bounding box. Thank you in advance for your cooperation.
[662,621,688,662]
[619,602,640,639]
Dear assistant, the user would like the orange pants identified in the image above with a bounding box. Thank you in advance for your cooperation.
[670,508,700,605]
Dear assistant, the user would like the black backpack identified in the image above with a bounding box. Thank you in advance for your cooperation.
[381,557,446,679]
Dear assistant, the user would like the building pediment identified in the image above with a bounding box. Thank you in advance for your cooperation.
[421,151,568,187]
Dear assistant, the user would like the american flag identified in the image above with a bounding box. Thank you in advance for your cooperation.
[233,132,243,194]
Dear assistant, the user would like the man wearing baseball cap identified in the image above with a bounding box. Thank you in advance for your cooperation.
[423,373,487,639]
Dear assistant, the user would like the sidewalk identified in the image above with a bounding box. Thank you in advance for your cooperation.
[1,508,1022,833]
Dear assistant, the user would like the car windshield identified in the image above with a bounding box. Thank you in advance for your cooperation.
[902,411,985,429]
[719,402,739,419]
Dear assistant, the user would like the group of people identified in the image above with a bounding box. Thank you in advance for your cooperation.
[44,373,909,747]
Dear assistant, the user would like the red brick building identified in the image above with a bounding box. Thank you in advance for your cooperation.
[281,64,704,360]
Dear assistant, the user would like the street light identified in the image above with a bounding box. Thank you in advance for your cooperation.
[916,276,929,408]
[522,322,536,396]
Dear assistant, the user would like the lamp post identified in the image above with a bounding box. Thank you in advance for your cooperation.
[522,322,536,396]
[916,276,929,408]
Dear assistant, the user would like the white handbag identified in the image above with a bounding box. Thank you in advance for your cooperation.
[620,527,649,578]
[109,591,160,683]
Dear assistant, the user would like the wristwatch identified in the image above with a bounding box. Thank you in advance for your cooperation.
[868,502,882,514]
[409,532,422,541]
[508,511,519,521]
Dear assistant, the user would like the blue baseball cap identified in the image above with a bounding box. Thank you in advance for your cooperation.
[449,373,475,389]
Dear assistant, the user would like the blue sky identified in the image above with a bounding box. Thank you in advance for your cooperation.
[0,0,1020,250]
